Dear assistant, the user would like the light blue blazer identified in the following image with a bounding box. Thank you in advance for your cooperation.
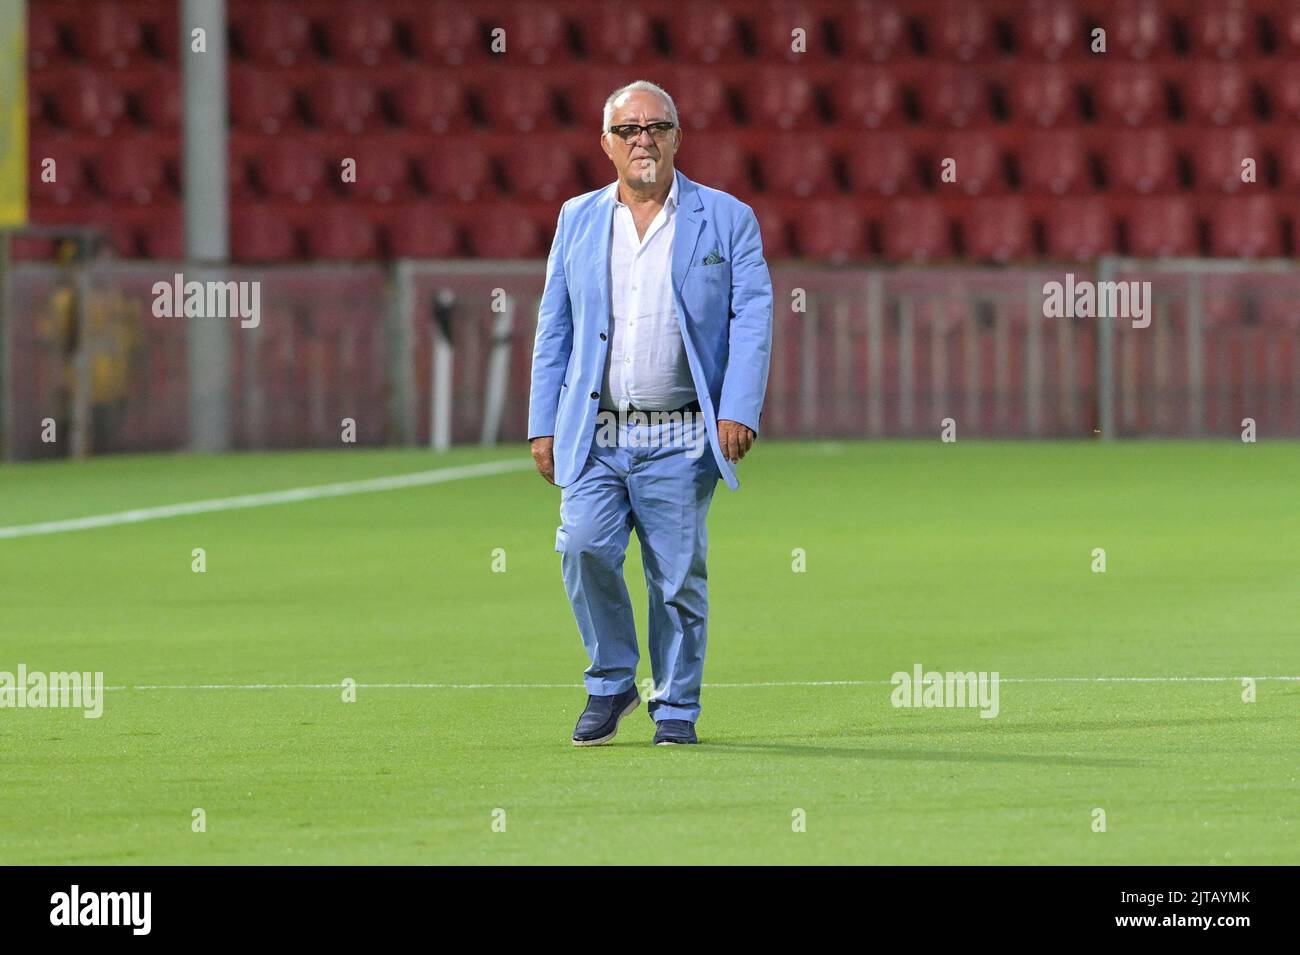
[528,168,773,491]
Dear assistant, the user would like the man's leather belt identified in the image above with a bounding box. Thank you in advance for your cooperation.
[599,399,701,415]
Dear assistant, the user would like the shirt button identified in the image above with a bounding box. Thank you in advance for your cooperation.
[624,356,631,364]
[589,392,599,399]
[599,333,607,340]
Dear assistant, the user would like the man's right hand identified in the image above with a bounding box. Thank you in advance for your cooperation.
[529,436,556,485]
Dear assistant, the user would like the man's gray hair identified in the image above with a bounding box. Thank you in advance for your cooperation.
[602,80,679,131]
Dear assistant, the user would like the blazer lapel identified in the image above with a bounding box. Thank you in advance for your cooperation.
[672,169,706,295]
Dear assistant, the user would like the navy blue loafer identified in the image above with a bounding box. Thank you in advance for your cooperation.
[572,686,641,746]
[653,719,698,746]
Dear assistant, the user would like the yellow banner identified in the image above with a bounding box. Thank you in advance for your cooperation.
[0,0,28,227]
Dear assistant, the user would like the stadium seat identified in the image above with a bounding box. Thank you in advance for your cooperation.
[27,137,90,205]
[744,197,792,258]
[253,140,327,202]
[305,205,380,259]
[319,1,398,66]
[1094,62,1166,126]
[92,137,171,204]
[499,137,583,202]
[228,68,297,134]
[465,204,544,257]
[1124,197,1198,256]
[1019,129,1091,195]
[27,4,63,70]
[231,0,313,67]
[1107,0,1168,59]
[1273,130,1300,191]
[915,65,989,126]
[337,139,414,202]
[66,3,144,68]
[1006,63,1080,126]
[1206,196,1281,258]
[653,65,734,131]
[1040,197,1116,258]
[387,71,472,133]
[842,131,916,195]
[383,205,463,258]
[1100,128,1177,194]
[924,0,994,61]
[1265,61,1300,123]
[792,199,868,262]
[1018,0,1080,60]
[140,213,185,260]
[677,140,752,195]
[831,0,908,61]
[662,5,744,63]
[1189,127,1260,194]
[883,198,952,260]
[826,65,903,128]
[232,205,300,262]
[1280,0,1300,54]
[752,1,833,61]
[580,5,656,64]
[302,72,380,133]
[476,69,560,134]
[1188,0,1255,59]
[128,67,181,129]
[408,1,483,66]
[1183,62,1251,126]
[417,140,494,201]
[963,198,1031,261]
[489,5,570,65]
[758,136,837,197]
[745,66,821,130]
[937,132,1008,195]
[49,70,127,135]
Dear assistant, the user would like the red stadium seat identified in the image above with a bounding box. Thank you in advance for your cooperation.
[677,140,751,196]
[1280,0,1300,54]
[792,199,868,262]
[915,65,989,127]
[417,140,494,201]
[1107,0,1168,59]
[128,67,181,129]
[832,0,908,61]
[27,137,90,206]
[937,132,1007,196]
[1189,128,1260,194]
[488,5,570,65]
[883,198,952,260]
[253,140,327,202]
[826,66,902,128]
[228,68,297,134]
[1019,129,1091,195]
[1100,128,1176,193]
[654,65,733,131]
[476,69,560,134]
[1265,61,1300,123]
[1188,0,1254,59]
[1273,130,1300,191]
[383,205,463,258]
[752,1,833,61]
[963,198,1030,261]
[140,213,185,260]
[1095,62,1166,126]
[1006,63,1080,126]
[303,72,379,133]
[1206,197,1280,258]
[92,137,170,204]
[1019,0,1080,60]
[232,205,300,262]
[408,1,483,66]
[231,1,312,67]
[499,137,583,202]
[67,3,144,68]
[338,140,414,202]
[305,205,380,259]
[319,1,398,66]
[744,197,791,258]
[1041,198,1116,258]
[1183,62,1251,126]
[663,5,744,63]
[581,5,655,64]
[925,0,994,61]
[842,131,915,195]
[49,70,127,135]
[388,71,472,133]
[465,204,544,257]
[1124,197,1197,256]
[745,66,820,130]
[758,136,836,197]
[27,4,63,70]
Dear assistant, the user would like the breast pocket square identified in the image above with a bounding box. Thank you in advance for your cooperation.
[701,249,726,266]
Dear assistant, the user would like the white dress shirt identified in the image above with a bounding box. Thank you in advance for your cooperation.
[599,170,697,412]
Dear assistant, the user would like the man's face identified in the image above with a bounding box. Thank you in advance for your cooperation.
[601,90,681,189]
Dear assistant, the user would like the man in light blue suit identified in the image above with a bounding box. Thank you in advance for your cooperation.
[528,80,773,747]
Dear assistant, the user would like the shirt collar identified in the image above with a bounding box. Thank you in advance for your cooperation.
[610,169,679,209]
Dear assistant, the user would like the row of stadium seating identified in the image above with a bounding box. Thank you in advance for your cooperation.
[28,0,1300,68]
[29,128,1300,207]
[29,61,1300,134]
[19,194,1300,262]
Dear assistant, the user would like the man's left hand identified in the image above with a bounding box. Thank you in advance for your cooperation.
[717,419,756,463]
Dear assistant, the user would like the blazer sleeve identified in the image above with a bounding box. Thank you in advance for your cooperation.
[527,201,574,441]
[717,202,773,435]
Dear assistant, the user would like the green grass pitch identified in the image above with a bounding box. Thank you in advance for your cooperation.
[1,441,1296,865]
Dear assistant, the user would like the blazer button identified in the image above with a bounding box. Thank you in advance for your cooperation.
[590,391,599,399]
[599,333,607,340]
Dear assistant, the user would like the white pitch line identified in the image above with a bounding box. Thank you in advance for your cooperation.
[0,458,534,540]
[102,676,1300,691]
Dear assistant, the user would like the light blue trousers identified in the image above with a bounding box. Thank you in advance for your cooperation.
[555,415,720,723]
